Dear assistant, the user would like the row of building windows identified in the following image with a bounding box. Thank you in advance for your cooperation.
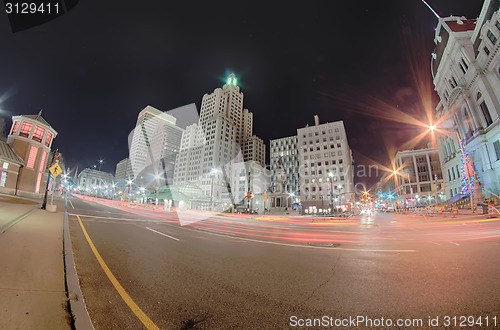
[302,128,340,138]
[11,121,53,147]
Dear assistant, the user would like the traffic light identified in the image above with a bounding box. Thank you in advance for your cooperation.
[244,192,248,199]
[250,192,254,199]
[54,151,61,163]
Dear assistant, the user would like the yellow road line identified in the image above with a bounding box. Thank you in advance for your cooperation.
[69,200,75,209]
[76,215,159,330]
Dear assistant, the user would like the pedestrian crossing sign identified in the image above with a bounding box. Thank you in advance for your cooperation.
[49,163,63,177]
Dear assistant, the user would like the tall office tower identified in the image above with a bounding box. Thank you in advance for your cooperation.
[129,105,183,190]
[297,115,354,214]
[431,0,500,199]
[173,73,265,209]
[244,135,265,168]
[269,135,300,202]
[115,157,133,181]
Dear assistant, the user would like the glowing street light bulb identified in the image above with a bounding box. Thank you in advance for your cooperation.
[429,124,436,131]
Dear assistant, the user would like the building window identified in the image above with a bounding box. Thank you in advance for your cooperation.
[11,121,20,135]
[480,101,493,127]
[2,162,8,170]
[45,132,53,147]
[487,30,498,45]
[27,146,38,169]
[32,126,45,143]
[39,151,47,172]
[494,141,500,160]
[484,46,491,56]
[0,171,6,187]
[20,122,32,138]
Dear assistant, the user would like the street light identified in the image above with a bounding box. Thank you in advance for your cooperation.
[98,159,103,171]
[328,172,334,213]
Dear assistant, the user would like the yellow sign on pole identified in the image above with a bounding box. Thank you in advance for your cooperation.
[49,163,63,177]
[263,192,267,202]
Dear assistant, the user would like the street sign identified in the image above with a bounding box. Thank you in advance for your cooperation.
[49,163,63,177]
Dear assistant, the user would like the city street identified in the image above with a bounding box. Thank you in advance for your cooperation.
[66,194,500,329]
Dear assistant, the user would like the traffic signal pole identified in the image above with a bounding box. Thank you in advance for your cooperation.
[41,149,59,210]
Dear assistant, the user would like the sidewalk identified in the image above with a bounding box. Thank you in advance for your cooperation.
[0,195,70,329]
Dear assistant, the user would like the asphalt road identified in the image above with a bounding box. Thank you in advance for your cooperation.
[67,195,500,329]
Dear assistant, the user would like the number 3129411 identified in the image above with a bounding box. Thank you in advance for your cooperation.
[5,2,60,14]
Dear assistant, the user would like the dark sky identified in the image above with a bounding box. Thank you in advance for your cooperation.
[0,0,484,186]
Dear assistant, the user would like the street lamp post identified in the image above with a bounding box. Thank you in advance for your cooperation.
[209,168,220,211]
[328,172,334,214]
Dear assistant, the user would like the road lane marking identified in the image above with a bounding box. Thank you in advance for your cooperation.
[449,241,460,246]
[69,200,75,209]
[146,227,180,241]
[180,225,416,253]
[71,202,416,253]
[69,213,164,223]
[76,215,160,330]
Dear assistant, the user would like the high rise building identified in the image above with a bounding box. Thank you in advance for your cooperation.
[173,73,266,209]
[129,105,183,190]
[297,115,354,214]
[393,147,445,207]
[244,135,265,168]
[269,135,300,202]
[431,0,500,199]
[115,157,133,181]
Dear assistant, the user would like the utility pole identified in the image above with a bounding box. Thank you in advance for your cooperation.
[41,150,59,210]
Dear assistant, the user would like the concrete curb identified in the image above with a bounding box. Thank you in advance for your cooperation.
[63,210,94,330]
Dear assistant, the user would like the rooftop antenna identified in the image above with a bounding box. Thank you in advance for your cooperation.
[421,0,441,20]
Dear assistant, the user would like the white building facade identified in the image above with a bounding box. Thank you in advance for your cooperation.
[129,105,183,190]
[77,168,115,197]
[230,160,271,213]
[297,116,354,214]
[269,135,300,202]
[115,157,133,181]
[173,73,265,209]
[393,148,445,207]
[432,0,500,199]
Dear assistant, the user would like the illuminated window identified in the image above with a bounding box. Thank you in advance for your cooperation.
[27,146,38,169]
[2,162,8,170]
[39,151,47,172]
[32,126,45,143]
[45,132,53,147]
[0,171,6,187]
[35,173,42,193]
[20,122,32,138]
[11,121,20,135]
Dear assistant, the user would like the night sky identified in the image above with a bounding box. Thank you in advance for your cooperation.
[0,1,484,187]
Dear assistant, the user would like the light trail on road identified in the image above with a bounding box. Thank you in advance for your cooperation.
[71,194,500,247]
